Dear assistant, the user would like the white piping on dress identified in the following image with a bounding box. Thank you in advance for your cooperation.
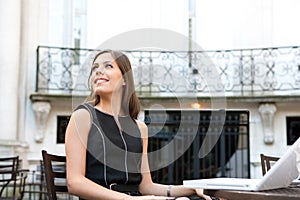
[83,104,108,185]
[92,121,108,186]
[119,128,129,184]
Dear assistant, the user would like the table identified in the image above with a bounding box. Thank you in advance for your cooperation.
[204,187,300,200]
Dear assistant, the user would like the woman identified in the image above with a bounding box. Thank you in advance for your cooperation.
[65,50,214,200]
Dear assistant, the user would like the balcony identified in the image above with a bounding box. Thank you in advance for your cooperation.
[30,45,300,103]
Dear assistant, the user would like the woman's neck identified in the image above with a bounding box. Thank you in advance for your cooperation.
[95,97,122,116]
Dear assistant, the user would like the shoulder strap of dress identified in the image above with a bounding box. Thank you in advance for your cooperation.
[74,103,100,126]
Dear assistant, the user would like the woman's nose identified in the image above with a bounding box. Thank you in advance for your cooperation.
[95,67,105,75]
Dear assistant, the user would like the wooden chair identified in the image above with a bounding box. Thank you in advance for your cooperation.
[0,156,19,198]
[42,150,68,200]
[260,153,280,176]
[0,156,27,200]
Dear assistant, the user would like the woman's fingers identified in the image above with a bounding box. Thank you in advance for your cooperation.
[195,188,213,200]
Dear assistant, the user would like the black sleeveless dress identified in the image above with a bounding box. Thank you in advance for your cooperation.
[75,103,143,195]
[74,104,210,200]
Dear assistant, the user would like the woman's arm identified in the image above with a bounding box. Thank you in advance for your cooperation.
[137,121,212,200]
[65,108,130,200]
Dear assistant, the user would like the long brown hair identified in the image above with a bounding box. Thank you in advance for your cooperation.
[85,50,140,119]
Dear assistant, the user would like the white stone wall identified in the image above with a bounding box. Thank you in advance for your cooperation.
[1,0,300,178]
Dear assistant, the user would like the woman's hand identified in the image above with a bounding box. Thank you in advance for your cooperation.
[195,188,213,200]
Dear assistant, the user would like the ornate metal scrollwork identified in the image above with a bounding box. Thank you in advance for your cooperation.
[36,46,300,97]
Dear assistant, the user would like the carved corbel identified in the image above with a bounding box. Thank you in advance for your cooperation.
[32,101,51,143]
[258,103,277,144]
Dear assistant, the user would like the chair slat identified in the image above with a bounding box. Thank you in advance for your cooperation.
[55,185,68,192]
[52,172,66,179]
[0,156,21,199]
[260,153,280,176]
[42,150,69,200]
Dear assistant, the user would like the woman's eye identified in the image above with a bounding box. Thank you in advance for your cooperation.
[105,64,113,69]
[91,66,98,71]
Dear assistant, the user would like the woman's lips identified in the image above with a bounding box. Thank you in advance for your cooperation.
[94,77,109,84]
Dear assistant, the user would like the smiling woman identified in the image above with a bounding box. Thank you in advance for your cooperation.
[64,50,215,200]
[90,53,125,103]
[86,50,140,119]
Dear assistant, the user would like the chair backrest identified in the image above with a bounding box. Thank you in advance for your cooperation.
[42,150,68,200]
[260,153,280,176]
[0,156,19,198]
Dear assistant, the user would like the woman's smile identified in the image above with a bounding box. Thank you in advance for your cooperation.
[94,77,109,85]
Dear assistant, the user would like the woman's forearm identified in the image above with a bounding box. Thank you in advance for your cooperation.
[67,176,129,200]
[140,182,195,197]
[166,185,196,197]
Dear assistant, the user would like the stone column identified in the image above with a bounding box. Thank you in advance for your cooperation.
[0,0,21,141]
[258,103,277,144]
[19,0,50,144]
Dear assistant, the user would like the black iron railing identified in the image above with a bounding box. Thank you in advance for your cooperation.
[36,45,300,97]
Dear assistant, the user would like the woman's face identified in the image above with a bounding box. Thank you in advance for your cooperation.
[91,52,124,96]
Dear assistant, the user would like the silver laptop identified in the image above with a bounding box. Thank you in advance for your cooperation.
[183,137,300,191]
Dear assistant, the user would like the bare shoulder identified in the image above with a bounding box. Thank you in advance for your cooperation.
[72,107,90,118]
[135,120,148,138]
[68,107,91,131]
[135,120,147,129]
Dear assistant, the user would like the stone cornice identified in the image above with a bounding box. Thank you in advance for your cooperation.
[0,139,29,148]
[30,92,300,104]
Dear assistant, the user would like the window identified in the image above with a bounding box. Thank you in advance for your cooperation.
[286,116,300,145]
[57,115,71,144]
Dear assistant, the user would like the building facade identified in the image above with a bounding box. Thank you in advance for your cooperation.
[1,0,300,179]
